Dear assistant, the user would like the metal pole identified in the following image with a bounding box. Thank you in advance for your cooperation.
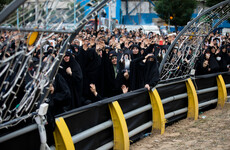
[196,86,218,95]
[96,142,114,150]
[74,0,76,25]
[35,0,38,26]
[46,1,48,29]
[0,0,26,24]
[99,9,102,29]
[165,107,188,119]
[128,121,152,137]
[162,93,188,105]
[124,104,152,119]
[109,2,111,31]
[0,124,37,143]
[168,13,170,33]
[199,99,218,108]
[17,9,19,28]
[72,120,113,143]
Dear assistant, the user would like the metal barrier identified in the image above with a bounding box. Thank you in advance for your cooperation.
[0,72,229,149]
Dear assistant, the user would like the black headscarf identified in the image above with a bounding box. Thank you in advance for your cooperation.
[59,54,83,109]
[144,56,159,87]
[131,44,141,60]
[129,45,145,91]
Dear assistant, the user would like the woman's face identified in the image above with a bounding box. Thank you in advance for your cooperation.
[111,56,117,65]
[132,47,139,54]
[222,48,226,53]
[64,55,70,62]
[211,47,216,53]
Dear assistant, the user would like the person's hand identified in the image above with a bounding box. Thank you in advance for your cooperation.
[145,53,154,59]
[145,84,150,91]
[215,49,220,54]
[66,67,72,76]
[184,58,189,64]
[90,84,97,96]
[121,85,128,94]
[49,84,54,94]
[124,70,129,80]
[143,53,153,63]
[96,44,101,51]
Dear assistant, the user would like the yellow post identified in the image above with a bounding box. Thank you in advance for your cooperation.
[217,75,227,108]
[109,101,129,150]
[185,78,199,120]
[27,28,39,46]
[53,117,75,150]
[149,89,166,134]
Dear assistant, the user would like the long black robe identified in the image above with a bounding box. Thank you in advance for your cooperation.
[143,56,160,88]
[46,73,71,144]
[49,73,71,115]
[129,45,145,91]
[218,50,229,72]
[195,54,210,75]
[81,48,104,102]
[103,52,126,97]
[59,55,83,109]
[209,53,220,73]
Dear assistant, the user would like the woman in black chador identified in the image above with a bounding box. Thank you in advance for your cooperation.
[59,49,83,109]
[129,44,145,91]
[141,54,160,90]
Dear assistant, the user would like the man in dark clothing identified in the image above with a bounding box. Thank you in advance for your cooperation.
[59,49,83,109]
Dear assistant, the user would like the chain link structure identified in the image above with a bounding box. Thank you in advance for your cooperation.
[159,0,230,81]
[0,0,111,129]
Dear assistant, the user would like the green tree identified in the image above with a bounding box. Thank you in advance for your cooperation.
[0,0,13,12]
[205,0,225,7]
[154,0,197,32]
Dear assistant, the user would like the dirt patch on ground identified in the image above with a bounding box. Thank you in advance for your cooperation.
[130,103,230,150]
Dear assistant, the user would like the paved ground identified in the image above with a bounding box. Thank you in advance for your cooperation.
[130,102,230,150]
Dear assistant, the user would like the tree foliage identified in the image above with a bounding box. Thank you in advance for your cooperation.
[0,0,13,12]
[205,0,225,7]
[154,0,197,31]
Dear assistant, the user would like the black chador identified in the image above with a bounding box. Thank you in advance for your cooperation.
[49,73,71,115]
[129,45,145,91]
[59,51,83,109]
[82,48,103,101]
[142,56,160,88]
[104,52,125,97]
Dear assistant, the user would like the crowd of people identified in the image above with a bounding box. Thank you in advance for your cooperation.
[49,27,162,114]
[1,27,230,116]
[195,32,230,75]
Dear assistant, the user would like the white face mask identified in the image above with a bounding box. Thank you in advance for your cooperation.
[205,54,210,58]
[216,56,221,61]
